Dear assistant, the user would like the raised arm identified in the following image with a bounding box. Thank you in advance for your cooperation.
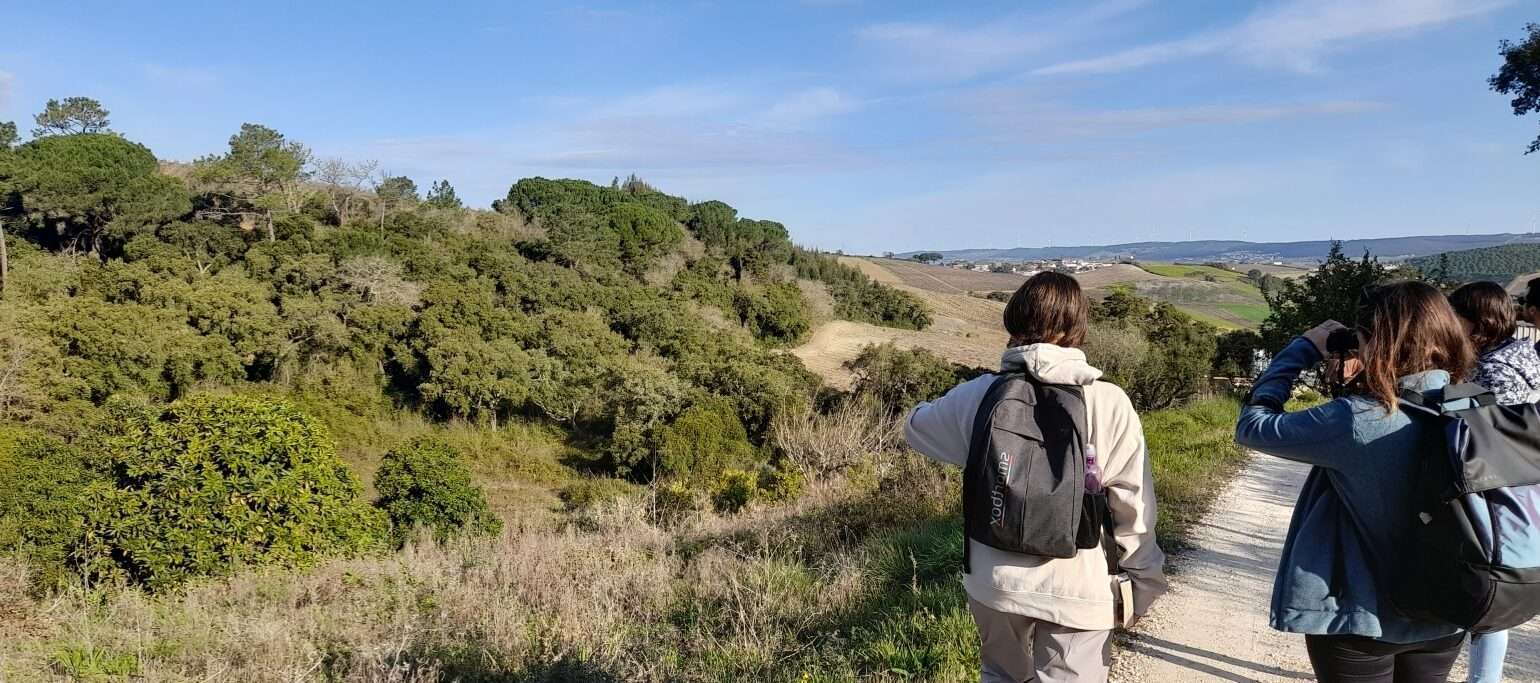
[1234,335,1355,468]
[904,375,994,467]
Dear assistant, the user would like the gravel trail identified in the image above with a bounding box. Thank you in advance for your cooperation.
[1112,453,1540,682]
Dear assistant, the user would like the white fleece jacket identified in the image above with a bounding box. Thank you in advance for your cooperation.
[905,343,1167,631]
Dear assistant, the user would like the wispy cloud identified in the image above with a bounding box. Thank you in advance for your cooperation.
[331,83,869,205]
[761,87,860,128]
[592,84,744,120]
[0,70,14,112]
[1035,0,1510,76]
[957,92,1387,140]
[855,0,1150,82]
[142,63,220,88]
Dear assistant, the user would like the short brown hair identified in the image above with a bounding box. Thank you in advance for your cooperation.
[1450,281,1517,352]
[1356,281,1474,409]
[1003,272,1089,348]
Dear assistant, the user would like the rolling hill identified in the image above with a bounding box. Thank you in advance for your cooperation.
[789,257,1275,388]
[903,233,1540,264]
[1407,243,1540,283]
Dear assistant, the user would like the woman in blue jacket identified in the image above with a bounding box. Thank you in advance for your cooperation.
[1236,281,1474,682]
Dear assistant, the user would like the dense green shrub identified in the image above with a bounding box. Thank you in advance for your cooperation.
[1083,322,1149,388]
[75,395,386,591]
[1131,303,1218,410]
[756,466,806,503]
[846,342,973,412]
[733,282,812,346]
[711,469,760,513]
[374,437,501,545]
[790,248,931,330]
[655,396,759,483]
[0,426,99,589]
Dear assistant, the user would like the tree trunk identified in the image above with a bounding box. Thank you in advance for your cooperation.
[0,219,8,299]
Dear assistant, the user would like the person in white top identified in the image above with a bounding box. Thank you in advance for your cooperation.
[905,272,1167,683]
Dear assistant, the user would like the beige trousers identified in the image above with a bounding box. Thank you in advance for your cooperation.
[968,598,1112,683]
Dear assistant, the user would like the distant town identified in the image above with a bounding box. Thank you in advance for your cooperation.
[887,251,1293,277]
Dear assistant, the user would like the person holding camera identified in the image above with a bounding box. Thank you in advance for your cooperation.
[1447,280,1540,683]
[1235,281,1474,682]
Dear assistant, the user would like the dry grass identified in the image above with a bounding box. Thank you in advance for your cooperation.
[0,390,1252,682]
[772,399,904,477]
[0,417,967,682]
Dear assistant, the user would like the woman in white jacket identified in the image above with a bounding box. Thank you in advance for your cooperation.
[905,272,1167,683]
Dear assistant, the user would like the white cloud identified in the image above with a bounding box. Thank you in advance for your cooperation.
[0,70,14,112]
[957,94,1387,140]
[327,83,870,206]
[143,63,220,88]
[761,87,860,128]
[1035,0,1510,76]
[595,84,744,119]
[856,0,1150,82]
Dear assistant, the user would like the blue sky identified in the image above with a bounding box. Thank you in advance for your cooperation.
[3,1,1537,253]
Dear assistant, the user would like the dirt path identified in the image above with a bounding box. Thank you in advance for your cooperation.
[1113,454,1540,682]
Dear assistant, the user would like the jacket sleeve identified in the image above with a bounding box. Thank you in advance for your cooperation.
[1093,383,1168,616]
[904,376,992,467]
[1233,337,1356,468]
[1472,359,1537,406]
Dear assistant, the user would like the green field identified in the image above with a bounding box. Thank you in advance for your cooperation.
[1132,263,1270,329]
[1139,263,1250,283]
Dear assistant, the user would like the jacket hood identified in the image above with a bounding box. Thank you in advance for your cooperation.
[1399,369,1451,394]
[1000,344,1103,386]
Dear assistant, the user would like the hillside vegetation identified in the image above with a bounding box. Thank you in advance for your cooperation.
[0,97,1329,681]
[0,99,938,593]
[1408,243,1540,283]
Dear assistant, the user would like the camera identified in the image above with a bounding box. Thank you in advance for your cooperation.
[1324,327,1361,398]
[1325,327,1360,356]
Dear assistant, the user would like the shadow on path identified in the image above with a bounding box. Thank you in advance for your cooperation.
[1122,635,1313,681]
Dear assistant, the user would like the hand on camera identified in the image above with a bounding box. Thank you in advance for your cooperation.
[1303,320,1348,358]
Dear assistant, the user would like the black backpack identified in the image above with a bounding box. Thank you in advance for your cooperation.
[1396,383,1540,632]
[962,373,1108,572]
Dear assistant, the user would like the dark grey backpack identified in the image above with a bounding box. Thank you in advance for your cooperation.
[962,373,1107,572]
[1396,383,1540,632]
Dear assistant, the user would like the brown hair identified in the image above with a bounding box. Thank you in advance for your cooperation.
[1449,281,1517,353]
[1355,281,1474,409]
[1003,272,1089,348]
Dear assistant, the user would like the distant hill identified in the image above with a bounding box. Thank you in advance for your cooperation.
[902,233,1540,264]
[1407,243,1540,283]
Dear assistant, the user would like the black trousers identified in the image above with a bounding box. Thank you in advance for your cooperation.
[1305,633,1466,683]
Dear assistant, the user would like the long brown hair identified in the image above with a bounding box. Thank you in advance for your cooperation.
[1449,280,1517,353]
[1355,281,1474,408]
[1003,272,1089,348]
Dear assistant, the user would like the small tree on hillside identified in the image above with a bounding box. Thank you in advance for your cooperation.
[192,124,312,241]
[374,437,500,546]
[32,97,111,137]
[425,179,462,209]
